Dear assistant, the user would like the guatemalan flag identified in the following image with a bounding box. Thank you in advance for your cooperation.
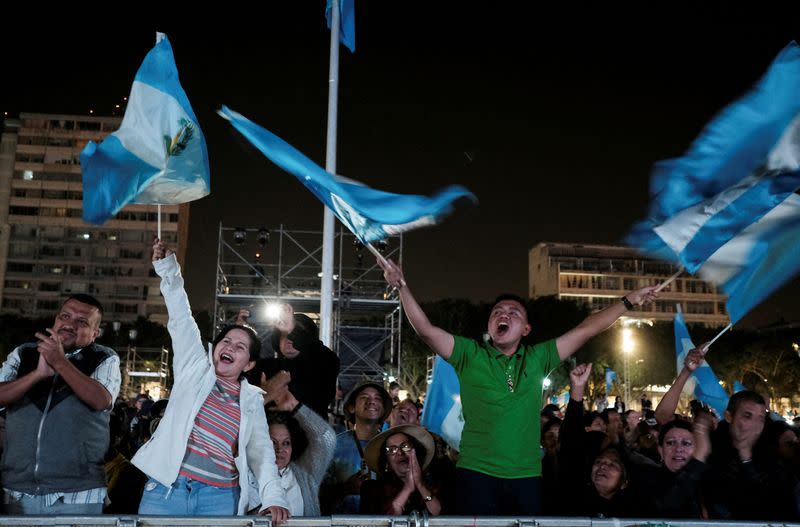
[81,34,210,224]
[627,41,800,323]
[219,106,476,244]
[605,368,617,397]
[674,310,729,418]
[421,356,464,451]
[326,0,356,53]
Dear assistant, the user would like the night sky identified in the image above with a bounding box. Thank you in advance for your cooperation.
[4,4,800,327]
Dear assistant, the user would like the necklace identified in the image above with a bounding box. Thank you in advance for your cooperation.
[505,360,515,392]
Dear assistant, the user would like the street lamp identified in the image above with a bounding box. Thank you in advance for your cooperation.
[621,328,634,408]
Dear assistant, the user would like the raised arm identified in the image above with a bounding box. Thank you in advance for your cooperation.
[378,258,455,359]
[151,238,206,376]
[654,346,706,425]
[555,286,658,360]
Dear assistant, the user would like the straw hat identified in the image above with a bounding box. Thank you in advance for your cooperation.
[364,424,435,473]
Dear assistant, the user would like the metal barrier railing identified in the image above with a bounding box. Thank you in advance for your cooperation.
[0,515,796,527]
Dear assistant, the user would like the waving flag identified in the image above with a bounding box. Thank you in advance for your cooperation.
[674,311,729,417]
[627,41,800,323]
[605,368,617,396]
[81,35,210,224]
[326,0,356,53]
[219,106,476,243]
[421,356,464,451]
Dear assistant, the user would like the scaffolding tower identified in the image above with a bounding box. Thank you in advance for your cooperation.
[212,224,403,390]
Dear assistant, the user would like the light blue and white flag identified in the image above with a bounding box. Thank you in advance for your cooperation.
[219,106,476,244]
[627,41,800,323]
[326,0,356,53]
[733,380,747,394]
[421,356,463,451]
[674,311,729,417]
[605,368,617,396]
[81,34,210,224]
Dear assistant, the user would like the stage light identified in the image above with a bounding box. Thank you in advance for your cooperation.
[265,303,281,321]
[233,228,246,245]
[257,228,270,247]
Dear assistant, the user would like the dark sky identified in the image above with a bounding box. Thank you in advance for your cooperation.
[4,3,800,327]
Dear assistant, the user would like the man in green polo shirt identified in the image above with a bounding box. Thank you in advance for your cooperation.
[377,257,658,515]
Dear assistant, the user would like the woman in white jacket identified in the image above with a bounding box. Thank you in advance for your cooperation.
[132,239,289,521]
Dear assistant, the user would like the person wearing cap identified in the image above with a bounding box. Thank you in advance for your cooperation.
[320,381,392,514]
[360,425,441,515]
[378,257,658,515]
[240,305,339,419]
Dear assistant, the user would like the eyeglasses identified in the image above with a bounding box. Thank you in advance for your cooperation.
[385,442,414,456]
[664,439,694,448]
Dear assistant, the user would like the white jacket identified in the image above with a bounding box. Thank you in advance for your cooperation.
[131,254,288,514]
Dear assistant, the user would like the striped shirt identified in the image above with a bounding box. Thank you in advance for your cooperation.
[179,377,241,487]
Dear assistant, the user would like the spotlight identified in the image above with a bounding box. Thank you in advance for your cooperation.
[233,228,246,245]
[257,228,270,247]
[353,240,364,252]
[265,303,281,321]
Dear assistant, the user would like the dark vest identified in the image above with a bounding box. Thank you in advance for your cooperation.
[1,342,117,494]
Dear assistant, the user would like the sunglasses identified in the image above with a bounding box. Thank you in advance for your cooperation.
[385,442,414,456]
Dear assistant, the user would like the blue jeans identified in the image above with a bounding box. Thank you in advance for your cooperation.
[3,495,102,515]
[138,476,240,516]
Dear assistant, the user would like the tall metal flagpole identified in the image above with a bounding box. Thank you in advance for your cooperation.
[321,1,341,347]
[155,31,165,241]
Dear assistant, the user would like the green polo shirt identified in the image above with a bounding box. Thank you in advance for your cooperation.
[446,335,560,478]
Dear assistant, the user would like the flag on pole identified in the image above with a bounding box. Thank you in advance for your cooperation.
[421,356,464,451]
[605,368,617,396]
[626,41,800,323]
[326,0,355,53]
[219,106,476,244]
[674,311,729,417]
[81,35,210,225]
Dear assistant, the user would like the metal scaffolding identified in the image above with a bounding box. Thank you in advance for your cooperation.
[213,224,403,389]
[121,346,170,400]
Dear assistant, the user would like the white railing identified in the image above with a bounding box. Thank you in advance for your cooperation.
[0,515,795,527]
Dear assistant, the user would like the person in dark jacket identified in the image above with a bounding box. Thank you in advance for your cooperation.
[703,390,799,522]
[632,417,710,518]
[240,305,339,418]
[0,294,120,514]
[559,363,637,518]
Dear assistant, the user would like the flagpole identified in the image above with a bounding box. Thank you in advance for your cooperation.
[321,1,341,348]
[155,31,165,241]
[655,267,684,293]
[702,323,733,352]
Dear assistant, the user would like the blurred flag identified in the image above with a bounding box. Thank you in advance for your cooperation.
[674,311,729,417]
[421,356,463,451]
[626,41,800,323]
[326,0,355,53]
[219,106,476,244]
[605,368,617,396]
[81,35,210,224]
[733,380,747,394]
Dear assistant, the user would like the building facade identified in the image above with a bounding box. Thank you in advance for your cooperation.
[529,242,729,327]
[0,113,188,325]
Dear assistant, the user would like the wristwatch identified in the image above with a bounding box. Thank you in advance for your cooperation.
[621,296,634,310]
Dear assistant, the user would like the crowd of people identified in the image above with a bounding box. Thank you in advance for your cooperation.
[0,240,798,522]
